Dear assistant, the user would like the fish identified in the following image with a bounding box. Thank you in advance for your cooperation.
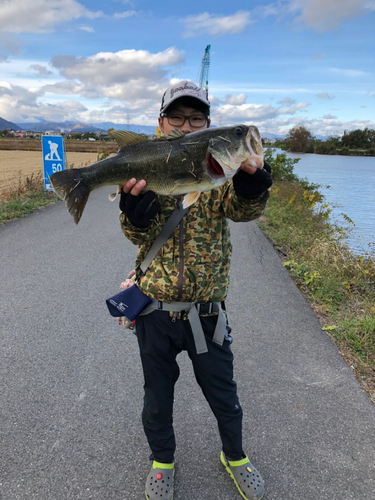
[49,124,264,224]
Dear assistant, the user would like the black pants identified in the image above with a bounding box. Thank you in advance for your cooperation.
[136,310,244,463]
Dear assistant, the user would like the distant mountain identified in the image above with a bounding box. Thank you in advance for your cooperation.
[12,119,158,135]
[16,120,106,133]
[0,116,21,130]
[90,121,158,135]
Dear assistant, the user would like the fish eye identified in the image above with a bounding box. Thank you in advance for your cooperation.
[235,127,243,135]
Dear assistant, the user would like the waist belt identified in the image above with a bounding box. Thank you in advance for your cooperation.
[131,202,226,354]
[139,299,227,354]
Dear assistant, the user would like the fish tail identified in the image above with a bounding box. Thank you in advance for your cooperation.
[50,168,90,224]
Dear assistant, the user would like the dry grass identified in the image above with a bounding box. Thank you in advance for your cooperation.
[0,150,100,197]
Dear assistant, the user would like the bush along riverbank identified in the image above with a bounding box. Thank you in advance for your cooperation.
[259,149,375,402]
[269,126,375,156]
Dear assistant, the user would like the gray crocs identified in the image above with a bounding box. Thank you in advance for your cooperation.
[145,460,175,500]
[220,451,265,500]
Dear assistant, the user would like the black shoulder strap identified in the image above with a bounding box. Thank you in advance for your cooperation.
[139,203,188,275]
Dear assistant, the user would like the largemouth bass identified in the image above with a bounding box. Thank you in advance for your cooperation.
[50,124,263,224]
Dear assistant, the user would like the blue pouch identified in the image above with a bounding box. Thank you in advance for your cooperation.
[106,285,152,320]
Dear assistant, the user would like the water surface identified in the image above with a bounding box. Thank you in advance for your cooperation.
[272,150,375,255]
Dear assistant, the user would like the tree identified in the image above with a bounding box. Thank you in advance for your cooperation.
[285,125,314,153]
[341,128,375,149]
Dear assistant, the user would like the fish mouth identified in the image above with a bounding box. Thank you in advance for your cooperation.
[245,127,264,168]
[207,154,225,178]
[211,150,240,179]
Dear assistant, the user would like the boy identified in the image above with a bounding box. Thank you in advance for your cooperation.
[119,80,272,500]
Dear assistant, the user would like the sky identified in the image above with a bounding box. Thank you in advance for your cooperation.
[0,0,374,137]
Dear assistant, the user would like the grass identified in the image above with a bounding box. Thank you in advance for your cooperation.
[259,149,375,402]
[0,171,59,223]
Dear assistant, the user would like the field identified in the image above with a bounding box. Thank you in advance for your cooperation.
[0,138,118,153]
[0,140,116,196]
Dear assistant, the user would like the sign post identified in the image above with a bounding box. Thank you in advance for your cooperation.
[42,135,65,191]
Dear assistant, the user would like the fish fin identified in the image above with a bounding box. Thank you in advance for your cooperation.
[157,129,185,141]
[108,130,148,148]
[182,191,201,208]
[108,186,122,202]
[49,169,90,224]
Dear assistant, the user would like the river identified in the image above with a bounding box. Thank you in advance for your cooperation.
[270,149,375,256]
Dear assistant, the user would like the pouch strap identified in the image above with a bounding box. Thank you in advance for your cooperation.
[139,203,188,276]
[140,299,226,354]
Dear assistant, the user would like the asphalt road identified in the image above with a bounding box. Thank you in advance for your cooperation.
[1,187,374,500]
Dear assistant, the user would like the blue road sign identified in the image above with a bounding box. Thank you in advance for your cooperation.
[42,135,65,191]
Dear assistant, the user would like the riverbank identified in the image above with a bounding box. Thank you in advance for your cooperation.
[259,149,375,402]
[265,142,375,156]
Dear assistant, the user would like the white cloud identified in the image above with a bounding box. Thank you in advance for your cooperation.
[288,0,374,31]
[30,64,53,76]
[213,103,280,123]
[256,1,374,31]
[0,81,92,122]
[255,2,286,18]
[0,33,21,55]
[279,102,310,114]
[181,11,253,37]
[0,0,103,34]
[79,26,95,33]
[0,47,184,123]
[317,92,335,100]
[42,81,85,95]
[224,94,247,105]
[322,114,337,119]
[277,97,296,105]
[113,10,137,19]
[330,67,368,77]
[114,0,135,5]
[297,117,375,136]
[0,81,44,120]
[48,47,184,101]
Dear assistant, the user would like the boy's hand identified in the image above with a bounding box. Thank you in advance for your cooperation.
[123,178,147,196]
[120,179,161,228]
[233,161,273,199]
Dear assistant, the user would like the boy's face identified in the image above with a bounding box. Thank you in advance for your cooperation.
[158,102,210,135]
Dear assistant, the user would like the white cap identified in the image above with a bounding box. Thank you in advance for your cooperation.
[160,80,210,114]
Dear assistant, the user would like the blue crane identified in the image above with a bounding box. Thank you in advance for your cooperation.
[199,45,211,98]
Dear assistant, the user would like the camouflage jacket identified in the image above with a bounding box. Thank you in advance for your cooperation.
[120,181,269,303]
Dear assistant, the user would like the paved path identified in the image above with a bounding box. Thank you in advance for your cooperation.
[1,187,374,500]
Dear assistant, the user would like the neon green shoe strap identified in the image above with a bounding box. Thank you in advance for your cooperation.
[152,460,175,470]
[228,456,250,467]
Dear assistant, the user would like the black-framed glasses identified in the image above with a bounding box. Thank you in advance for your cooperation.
[160,113,208,128]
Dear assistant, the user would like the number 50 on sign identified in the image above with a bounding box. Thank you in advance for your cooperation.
[42,135,65,191]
